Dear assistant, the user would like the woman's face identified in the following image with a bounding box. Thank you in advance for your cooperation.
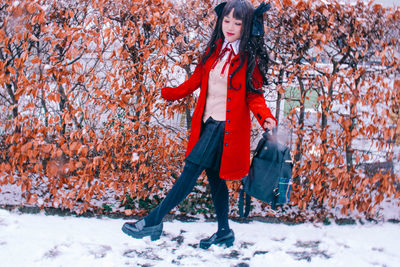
[222,9,242,43]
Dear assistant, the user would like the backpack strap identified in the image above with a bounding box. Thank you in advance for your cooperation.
[239,187,252,217]
[253,130,270,156]
[238,130,273,217]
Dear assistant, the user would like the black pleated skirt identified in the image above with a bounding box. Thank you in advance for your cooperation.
[185,116,225,171]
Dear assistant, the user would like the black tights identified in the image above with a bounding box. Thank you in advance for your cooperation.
[145,160,230,234]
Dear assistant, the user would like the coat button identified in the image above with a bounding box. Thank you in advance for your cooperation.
[227,109,230,112]
[227,120,230,123]
[225,143,228,146]
[227,98,231,101]
[226,131,229,135]
[229,75,232,78]
[231,63,234,67]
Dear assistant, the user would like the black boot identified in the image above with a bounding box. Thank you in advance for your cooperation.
[199,229,235,249]
[122,219,163,241]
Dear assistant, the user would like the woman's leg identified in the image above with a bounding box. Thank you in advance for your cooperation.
[199,168,233,249]
[205,168,230,235]
[145,160,204,226]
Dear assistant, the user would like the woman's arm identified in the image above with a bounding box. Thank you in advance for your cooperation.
[246,62,277,130]
[161,62,203,101]
[247,90,277,130]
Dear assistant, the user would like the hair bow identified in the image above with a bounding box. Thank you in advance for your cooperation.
[214,2,227,19]
[252,2,271,36]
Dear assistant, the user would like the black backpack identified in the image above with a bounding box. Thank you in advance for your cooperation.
[239,130,293,217]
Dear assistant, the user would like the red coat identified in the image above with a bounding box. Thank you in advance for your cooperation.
[161,40,276,180]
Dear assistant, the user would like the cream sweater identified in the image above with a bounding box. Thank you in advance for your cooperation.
[202,40,240,122]
[202,57,229,122]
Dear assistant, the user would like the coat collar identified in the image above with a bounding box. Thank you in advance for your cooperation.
[215,39,241,63]
[221,39,240,55]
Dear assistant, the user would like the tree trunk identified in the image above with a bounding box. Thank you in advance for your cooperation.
[294,75,306,163]
[274,69,285,127]
[185,105,192,130]
[6,82,20,133]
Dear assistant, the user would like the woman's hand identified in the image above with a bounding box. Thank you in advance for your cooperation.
[263,117,276,131]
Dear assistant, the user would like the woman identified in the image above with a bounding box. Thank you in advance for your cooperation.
[122,0,277,249]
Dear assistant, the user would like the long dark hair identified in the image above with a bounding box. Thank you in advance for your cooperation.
[200,0,270,93]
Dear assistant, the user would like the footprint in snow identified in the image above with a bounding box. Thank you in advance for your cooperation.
[88,244,112,259]
[286,240,331,262]
[123,248,163,261]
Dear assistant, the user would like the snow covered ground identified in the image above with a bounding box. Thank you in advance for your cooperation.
[1,209,399,267]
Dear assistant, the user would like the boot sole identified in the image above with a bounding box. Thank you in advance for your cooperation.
[199,236,235,249]
[121,224,162,241]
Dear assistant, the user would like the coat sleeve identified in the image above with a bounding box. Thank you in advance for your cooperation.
[161,62,203,101]
[246,63,277,129]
